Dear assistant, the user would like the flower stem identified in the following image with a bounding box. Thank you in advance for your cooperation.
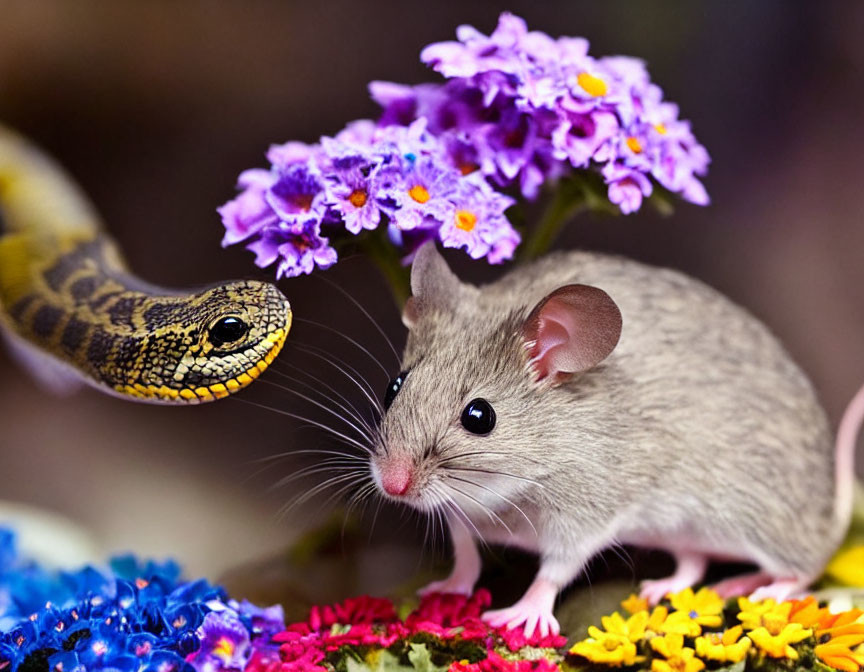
[518,177,587,261]
[362,230,411,308]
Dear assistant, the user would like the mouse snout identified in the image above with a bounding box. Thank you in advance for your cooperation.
[377,458,414,497]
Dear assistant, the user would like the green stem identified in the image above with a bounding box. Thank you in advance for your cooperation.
[362,230,411,309]
[518,180,587,262]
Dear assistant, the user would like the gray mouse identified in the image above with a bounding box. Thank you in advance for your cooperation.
[370,242,864,637]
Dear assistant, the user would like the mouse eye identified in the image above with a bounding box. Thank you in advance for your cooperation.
[460,398,496,435]
[384,370,409,410]
[209,316,249,348]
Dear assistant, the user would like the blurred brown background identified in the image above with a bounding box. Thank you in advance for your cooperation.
[0,1,862,582]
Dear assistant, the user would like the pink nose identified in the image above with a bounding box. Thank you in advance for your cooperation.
[380,461,413,496]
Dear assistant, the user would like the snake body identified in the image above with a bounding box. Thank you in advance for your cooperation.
[0,125,291,403]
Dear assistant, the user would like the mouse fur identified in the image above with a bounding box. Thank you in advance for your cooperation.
[371,243,856,636]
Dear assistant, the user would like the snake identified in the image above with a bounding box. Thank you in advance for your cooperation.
[0,124,292,404]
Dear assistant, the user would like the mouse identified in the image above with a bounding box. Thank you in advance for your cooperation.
[369,241,864,637]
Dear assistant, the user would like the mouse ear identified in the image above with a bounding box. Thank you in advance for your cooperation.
[522,284,622,384]
[403,242,462,328]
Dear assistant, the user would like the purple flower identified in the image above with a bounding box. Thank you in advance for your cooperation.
[603,163,653,214]
[218,170,280,246]
[246,219,337,279]
[318,142,386,235]
[190,610,251,672]
[438,180,518,262]
[420,12,529,80]
[551,103,619,168]
[265,164,325,222]
[386,155,459,231]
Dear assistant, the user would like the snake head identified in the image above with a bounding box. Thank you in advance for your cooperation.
[164,280,292,403]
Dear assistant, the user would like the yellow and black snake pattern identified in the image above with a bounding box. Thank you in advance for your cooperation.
[0,125,291,403]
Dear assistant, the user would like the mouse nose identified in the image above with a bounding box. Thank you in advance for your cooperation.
[379,459,413,496]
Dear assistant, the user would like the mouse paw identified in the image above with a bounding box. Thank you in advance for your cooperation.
[417,576,475,597]
[483,602,560,638]
[711,572,772,598]
[640,577,692,605]
[749,578,810,603]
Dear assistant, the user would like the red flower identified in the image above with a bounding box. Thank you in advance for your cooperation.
[309,596,397,630]
[247,646,327,672]
[449,652,560,672]
[409,591,492,629]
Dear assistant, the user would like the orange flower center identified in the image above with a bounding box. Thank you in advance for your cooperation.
[577,72,608,97]
[348,189,367,207]
[626,137,643,154]
[654,123,668,135]
[296,194,314,212]
[459,163,479,175]
[455,210,478,231]
[409,184,430,203]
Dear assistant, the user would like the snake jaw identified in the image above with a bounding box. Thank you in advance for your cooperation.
[113,289,292,404]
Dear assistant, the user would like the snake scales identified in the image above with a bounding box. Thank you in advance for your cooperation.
[0,125,291,403]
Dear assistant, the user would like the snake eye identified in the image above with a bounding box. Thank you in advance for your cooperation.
[384,370,409,410]
[460,398,496,435]
[209,316,248,347]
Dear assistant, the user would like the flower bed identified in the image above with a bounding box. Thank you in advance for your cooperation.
[1,529,863,672]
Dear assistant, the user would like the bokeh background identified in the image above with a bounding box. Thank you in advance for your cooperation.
[0,0,862,588]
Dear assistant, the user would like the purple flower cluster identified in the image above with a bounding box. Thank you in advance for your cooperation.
[219,119,519,278]
[219,13,709,278]
[375,12,710,214]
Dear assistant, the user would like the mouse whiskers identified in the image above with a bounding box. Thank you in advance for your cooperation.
[231,396,373,455]
[280,343,383,415]
[295,317,391,380]
[257,378,374,444]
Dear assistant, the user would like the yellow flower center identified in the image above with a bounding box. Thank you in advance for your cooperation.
[604,638,621,651]
[409,184,430,203]
[213,637,235,661]
[348,189,367,208]
[577,72,608,97]
[654,123,668,135]
[455,210,478,232]
[626,137,643,153]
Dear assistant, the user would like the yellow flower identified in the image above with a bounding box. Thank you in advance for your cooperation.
[650,633,705,672]
[570,631,644,666]
[748,622,812,659]
[694,626,752,663]
[659,610,703,637]
[737,597,792,633]
[669,588,725,629]
[621,593,650,615]
[825,545,864,587]
[648,606,669,632]
[600,611,651,642]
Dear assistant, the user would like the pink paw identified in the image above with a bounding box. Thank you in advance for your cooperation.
[418,576,475,597]
[749,578,808,603]
[640,577,692,605]
[483,602,560,638]
[711,572,772,599]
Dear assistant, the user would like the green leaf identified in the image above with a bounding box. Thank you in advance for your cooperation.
[347,649,418,672]
[407,643,449,672]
